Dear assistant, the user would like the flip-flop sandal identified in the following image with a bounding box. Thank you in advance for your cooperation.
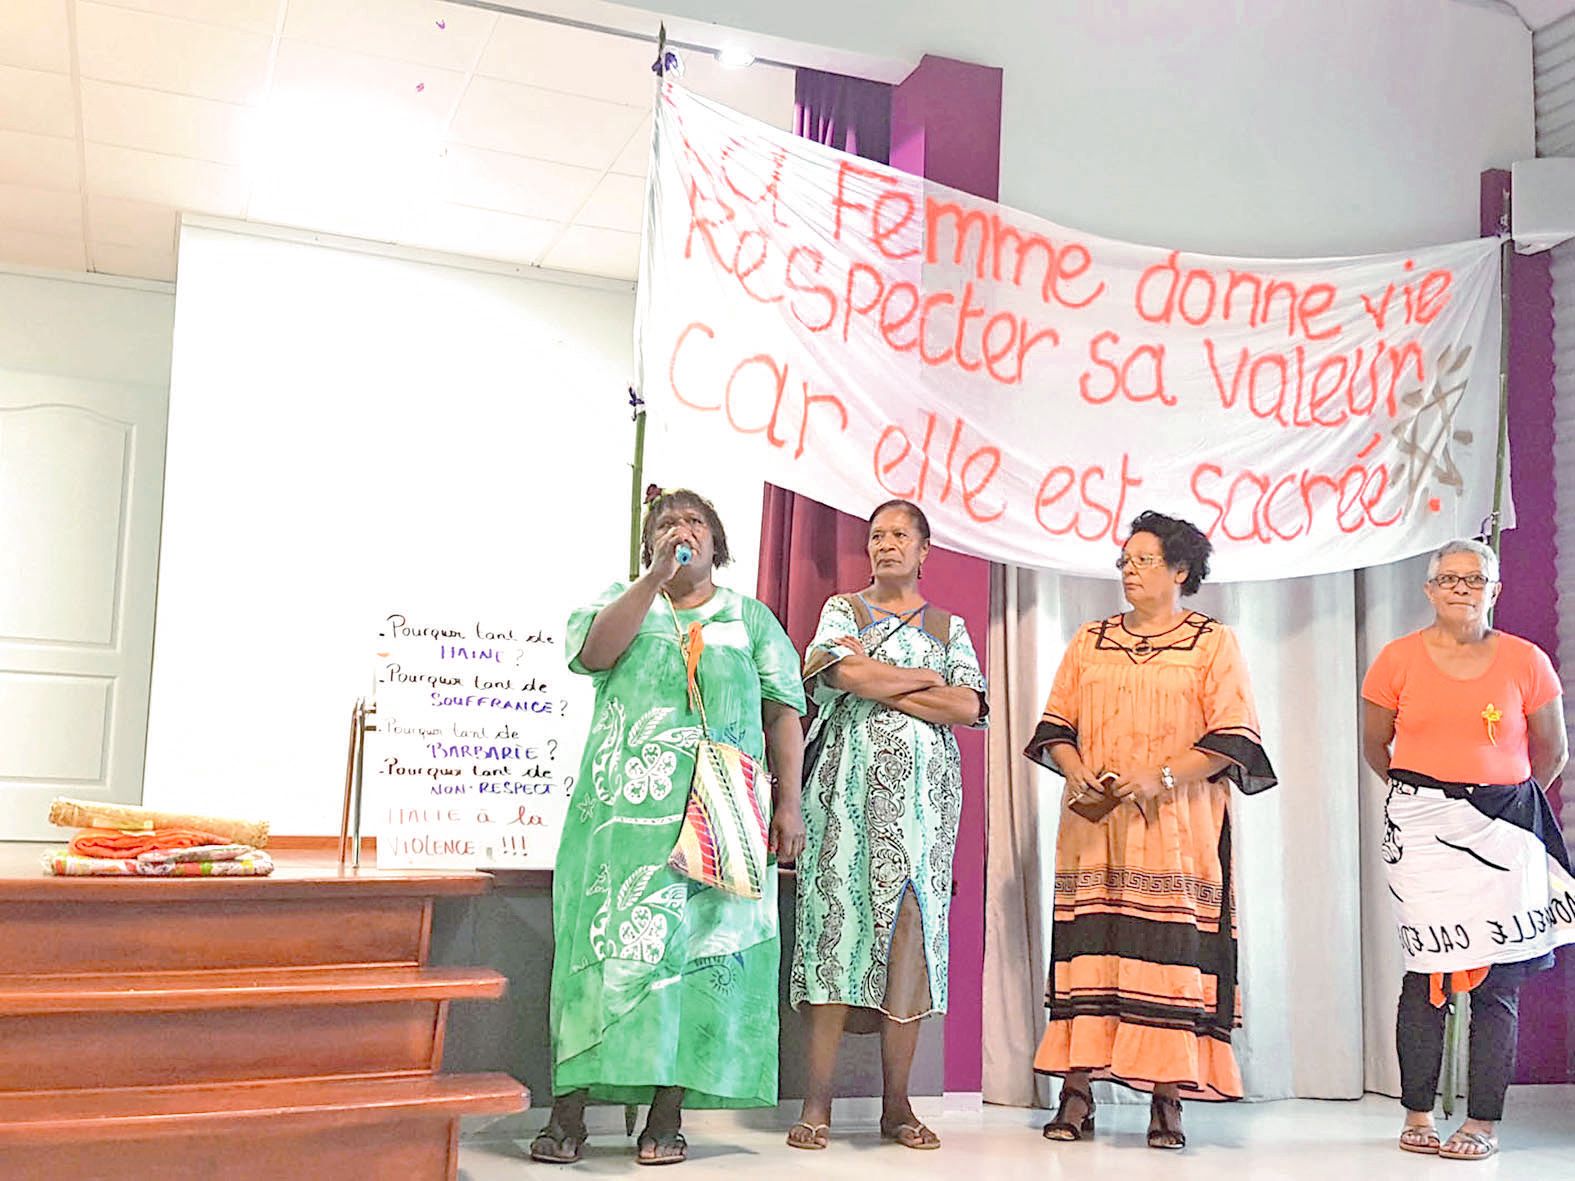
[1399,1125,1441,1155]
[880,1119,941,1150]
[1439,1130,1498,1161]
[529,1125,587,1164]
[786,1122,830,1150]
[636,1130,688,1166]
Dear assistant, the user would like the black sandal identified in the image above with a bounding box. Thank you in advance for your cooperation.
[1042,1086,1095,1141]
[1148,1095,1185,1151]
[636,1129,688,1166]
[529,1123,587,1164]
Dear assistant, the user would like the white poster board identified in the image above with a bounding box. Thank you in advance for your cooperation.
[370,611,584,868]
[145,221,634,850]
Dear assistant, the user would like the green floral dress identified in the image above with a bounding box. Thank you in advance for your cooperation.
[550,584,804,1108]
[790,595,986,1020]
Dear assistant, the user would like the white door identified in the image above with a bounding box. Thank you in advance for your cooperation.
[0,368,167,839]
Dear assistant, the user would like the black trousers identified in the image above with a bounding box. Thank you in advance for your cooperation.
[1396,962,1535,1122]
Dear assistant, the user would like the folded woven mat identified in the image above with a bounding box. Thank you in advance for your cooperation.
[49,797,269,848]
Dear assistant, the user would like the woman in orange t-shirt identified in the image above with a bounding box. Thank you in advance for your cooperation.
[1361,539,1572,1162]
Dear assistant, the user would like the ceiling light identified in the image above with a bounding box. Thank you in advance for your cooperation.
[716,45,755,69]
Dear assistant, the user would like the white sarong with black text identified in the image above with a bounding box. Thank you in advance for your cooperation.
[1382,770,1575,973]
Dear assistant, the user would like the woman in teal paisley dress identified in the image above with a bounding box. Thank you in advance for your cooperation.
[531,489,805,1167]
[787,500,986,1152]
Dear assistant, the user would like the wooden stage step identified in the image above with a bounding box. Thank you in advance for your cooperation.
[0,966,511,1090]
[0,845,527,1179]
[0,1073,526,1143]
[0,965,506,1014]
[0,1074,525,1180]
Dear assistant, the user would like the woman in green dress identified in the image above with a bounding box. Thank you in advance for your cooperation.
[787,499,986,1152]
[531,489,806,1167]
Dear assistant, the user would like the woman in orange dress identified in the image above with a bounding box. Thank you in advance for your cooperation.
[1024,511,1276,1151]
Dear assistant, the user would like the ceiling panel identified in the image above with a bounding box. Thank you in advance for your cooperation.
[610,115,653,177]
[245,181,412,244]
[0,182,82,239]
[284,0,497,71]
[101,0,283,35]
[449,75,647,169]
[0,9,797,284]
[477,18,656,107]
[575,171,646,234]
[540,223,641,279]
[269,37,467,136]
[81,80,253,165]
[76,2,274,105]
[84,142,248,216]
[91,240,177,281]
[86,194,180,251]
[437,143,601,222]
[0,64,77,139]
[0,129,80,192]
[399,201,560,264]
[0,226,85,271]
[0,0,71,74]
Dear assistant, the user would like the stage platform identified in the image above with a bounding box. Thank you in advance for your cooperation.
[459,1088,1575,1180]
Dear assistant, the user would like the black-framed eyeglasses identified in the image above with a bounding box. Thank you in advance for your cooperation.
[1115,554,1166,571]
[1430,573,1494,590]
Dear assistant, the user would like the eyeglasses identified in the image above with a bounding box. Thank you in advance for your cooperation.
[1430,574,1494,590]
[1115,554,1167,571]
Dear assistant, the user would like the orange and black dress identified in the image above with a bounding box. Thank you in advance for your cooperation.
[1024,613,1276,1100]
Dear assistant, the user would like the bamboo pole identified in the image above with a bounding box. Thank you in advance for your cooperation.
[629,388,647,581]
[1442,227,1514,1118]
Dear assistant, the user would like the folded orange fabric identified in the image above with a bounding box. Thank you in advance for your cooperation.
[1429,966,1492,1007]
[68,827,230,859]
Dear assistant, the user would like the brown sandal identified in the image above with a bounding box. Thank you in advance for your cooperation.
[529,1124,587,1164]
[1148,1094,1185,1150]
[1042,1087,1095,1141]
[635,1129,688,1166]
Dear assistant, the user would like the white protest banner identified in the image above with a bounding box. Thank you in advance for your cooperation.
[635,82,1506,581]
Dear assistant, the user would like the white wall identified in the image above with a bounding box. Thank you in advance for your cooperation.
[636,0,1533,253]
[0,269,174,385]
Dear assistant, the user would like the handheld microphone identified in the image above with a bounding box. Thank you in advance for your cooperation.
[676,544,693,566]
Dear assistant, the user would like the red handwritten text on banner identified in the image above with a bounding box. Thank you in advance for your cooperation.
[635,82,1504,580]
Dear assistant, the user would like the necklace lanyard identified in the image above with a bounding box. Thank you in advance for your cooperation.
[663,592,709,729]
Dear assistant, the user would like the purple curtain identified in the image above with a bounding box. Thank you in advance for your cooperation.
[758,70,893,654]
[793,68,892,163]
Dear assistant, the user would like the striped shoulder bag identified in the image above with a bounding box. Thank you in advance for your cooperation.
[663,594,771,899]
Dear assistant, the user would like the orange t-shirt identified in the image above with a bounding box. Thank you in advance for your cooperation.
[1361,630,1561,784]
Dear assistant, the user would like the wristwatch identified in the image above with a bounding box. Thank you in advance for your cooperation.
[1160,764,1176,792]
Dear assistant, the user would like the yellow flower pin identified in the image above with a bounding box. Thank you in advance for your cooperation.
[1481,703,1502,744]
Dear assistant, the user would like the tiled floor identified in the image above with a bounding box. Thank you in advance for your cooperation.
[460,1086,1575,1179]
